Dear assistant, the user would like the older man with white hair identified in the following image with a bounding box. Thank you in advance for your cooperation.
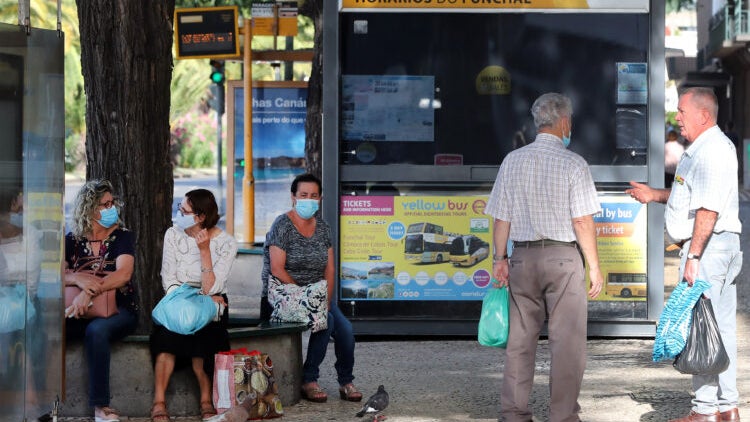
[485,92,603,422]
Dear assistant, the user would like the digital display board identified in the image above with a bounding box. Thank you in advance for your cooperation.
[175,6,240,60]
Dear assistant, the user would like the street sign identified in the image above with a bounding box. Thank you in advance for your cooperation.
[251,1,298,36]
[175,6,240,60]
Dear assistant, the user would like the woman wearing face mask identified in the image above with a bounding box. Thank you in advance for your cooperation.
[64,179,138,422]
[260,173,362,403]
[149,189,237,422]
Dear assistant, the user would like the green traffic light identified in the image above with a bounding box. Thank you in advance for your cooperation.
[211,71,224,84]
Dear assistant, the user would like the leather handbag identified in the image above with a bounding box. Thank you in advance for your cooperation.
[65,255,118,318]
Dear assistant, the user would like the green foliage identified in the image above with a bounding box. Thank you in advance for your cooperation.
[171,108,223,168]
[64,132,85,172]
[666,111,678,128]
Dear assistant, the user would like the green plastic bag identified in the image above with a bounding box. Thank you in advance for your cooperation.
[478,287,509,348]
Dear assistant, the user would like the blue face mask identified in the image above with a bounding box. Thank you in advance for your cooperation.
[562,130,571,148]
[174,213,197,230]
[294,199,319,220]
[97,207,119,228]
[9,212,22,227]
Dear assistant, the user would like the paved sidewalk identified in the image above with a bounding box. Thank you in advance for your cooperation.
[59,307,750,422]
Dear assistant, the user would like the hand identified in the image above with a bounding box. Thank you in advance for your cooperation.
[683,258,699,286]
[625,181,655,204]
[65,290,92,318]
[210,295,227,307]
[491,259,509,288]
[194,228,210,250]
[588,268,603,299]
[76,275,103,296]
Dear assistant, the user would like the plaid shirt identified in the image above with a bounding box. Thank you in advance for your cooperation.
[665,125,741,241]
[485,133,600,242]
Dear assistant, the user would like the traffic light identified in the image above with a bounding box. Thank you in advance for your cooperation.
[209,83,225,115]
[209,59,225,85]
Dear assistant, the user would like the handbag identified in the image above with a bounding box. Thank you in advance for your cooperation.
[151,283,218,335]
[673,296,730,375]
[652,279,712,362]
[213,348,283,418]
[0,284,36,333]
[64,255,118,319]
[478,287,509,348]
[267,275,328,332]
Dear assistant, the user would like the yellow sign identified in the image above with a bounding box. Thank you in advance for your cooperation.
[341,0,649,11]
[252,2,298,36]
[476,66,511,95]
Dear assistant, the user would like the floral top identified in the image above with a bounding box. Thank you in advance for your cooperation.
[160,226,238,295]
[64,228,139,313]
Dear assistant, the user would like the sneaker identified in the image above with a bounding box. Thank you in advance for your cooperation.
[94,406,120,422]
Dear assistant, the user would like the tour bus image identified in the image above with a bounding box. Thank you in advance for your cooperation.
[449,235,490,267]
[605,272,647,298]
[403,222,457,264]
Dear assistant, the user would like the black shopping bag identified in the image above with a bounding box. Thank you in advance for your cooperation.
[673,296,730,375]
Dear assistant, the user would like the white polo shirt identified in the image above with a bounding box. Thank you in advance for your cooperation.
[665,125,741,241]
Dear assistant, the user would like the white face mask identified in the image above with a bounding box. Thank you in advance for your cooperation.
[174,213,197,230]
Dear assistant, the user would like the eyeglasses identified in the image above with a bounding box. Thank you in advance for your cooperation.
[177,205,194,217]
[98,198,119,209]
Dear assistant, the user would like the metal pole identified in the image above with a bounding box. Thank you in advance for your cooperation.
[242,22,255,243]
[217,108,223,187]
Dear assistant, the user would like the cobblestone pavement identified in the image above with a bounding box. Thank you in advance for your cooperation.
[57,202,750,422]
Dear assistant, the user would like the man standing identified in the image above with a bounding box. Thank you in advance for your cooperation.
[627,87,742,422]
[485,92,603,422]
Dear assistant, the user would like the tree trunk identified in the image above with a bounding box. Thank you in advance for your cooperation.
[301,0,323,177]
[77,0,175,334]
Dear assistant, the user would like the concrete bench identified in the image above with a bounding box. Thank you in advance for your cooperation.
[62,320,308,418]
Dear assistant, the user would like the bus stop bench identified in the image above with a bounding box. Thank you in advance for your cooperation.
[62,320,309,418]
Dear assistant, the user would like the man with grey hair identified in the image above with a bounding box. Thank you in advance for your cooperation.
[627,87,742,422]
[485,92,603,422]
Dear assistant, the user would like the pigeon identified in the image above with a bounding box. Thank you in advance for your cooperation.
[204,390,257,422]
[355,385,389,422]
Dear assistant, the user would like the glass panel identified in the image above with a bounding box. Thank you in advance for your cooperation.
[0,22,65,419]
[340,12,649,166]
[338,183,648,322]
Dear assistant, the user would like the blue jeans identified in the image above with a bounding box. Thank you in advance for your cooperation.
[66,305,138,407]
[303,301,356,386]
[680,232,742,414]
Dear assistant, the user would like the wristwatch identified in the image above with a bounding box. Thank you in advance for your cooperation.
[686,253,701,260]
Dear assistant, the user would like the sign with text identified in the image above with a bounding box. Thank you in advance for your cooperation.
[340,0,649,12]
[251,1,298,36]
[175,6,240,60]
[339,195,494,301]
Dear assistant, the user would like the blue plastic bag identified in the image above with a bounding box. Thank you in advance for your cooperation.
[0,284,36,333]
[152,283,217,335]
[653,279,711,362]
[478,287,509,348]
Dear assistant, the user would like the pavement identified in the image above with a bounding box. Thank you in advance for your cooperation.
[57,170,750,422]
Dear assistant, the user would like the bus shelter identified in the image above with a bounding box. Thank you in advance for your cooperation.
[321,0,665,337]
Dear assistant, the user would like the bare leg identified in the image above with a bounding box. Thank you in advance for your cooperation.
[153,352,175,405]
[192,357,213,405]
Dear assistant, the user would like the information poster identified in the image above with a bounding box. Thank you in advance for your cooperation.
[341,75,435,142]
[616,62,648,105]
[339,195,493,301]
[592,194,647,301]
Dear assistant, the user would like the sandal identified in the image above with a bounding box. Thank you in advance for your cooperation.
[339,383,363,402]
[200,401,217,421]
[150,402,170,422]
[301,382,328,403]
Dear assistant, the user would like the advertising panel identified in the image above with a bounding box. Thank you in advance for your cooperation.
[340,195,494,301]
[592,194,647,301]
[340,0,649,12]
[227,81,307,243]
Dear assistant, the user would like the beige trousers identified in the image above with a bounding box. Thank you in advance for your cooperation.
[500,244,587,422]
